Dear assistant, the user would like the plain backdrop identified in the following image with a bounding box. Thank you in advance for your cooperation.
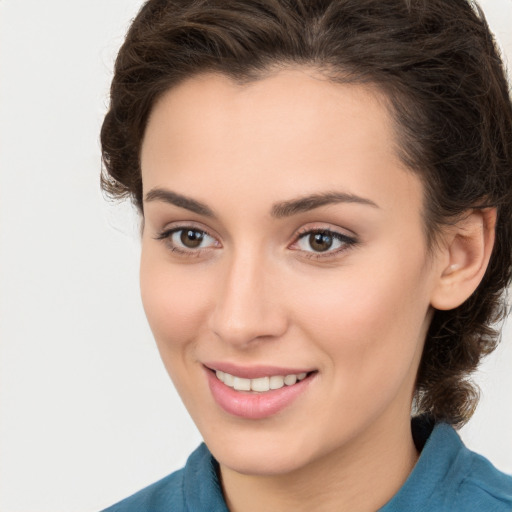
[0,1,511,511]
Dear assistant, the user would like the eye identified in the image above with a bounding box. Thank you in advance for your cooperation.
[155,226,219,254]
[174,228,210,249]
[292,228,357,256]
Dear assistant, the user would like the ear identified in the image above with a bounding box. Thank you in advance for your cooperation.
[430,208,496,311]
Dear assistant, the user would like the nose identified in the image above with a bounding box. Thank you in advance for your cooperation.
[208,249,288,348]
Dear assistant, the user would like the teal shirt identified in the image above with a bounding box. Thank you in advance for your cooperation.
[102,420,512,511]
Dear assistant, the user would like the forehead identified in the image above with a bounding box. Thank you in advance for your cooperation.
[144,68,396,155]
[141,69,424,222]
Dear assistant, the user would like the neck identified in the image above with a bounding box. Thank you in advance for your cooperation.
[220,414,418,512]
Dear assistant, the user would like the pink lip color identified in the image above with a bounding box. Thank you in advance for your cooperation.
[203,361,313,379]
[205,367,315,420]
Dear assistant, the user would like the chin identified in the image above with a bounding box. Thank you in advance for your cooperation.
[202,425,329,477]
[215,445,310,476]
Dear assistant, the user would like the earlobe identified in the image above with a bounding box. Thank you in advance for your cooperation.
[430,208,496,311]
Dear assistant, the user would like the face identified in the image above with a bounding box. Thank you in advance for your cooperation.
[140,69,442,476]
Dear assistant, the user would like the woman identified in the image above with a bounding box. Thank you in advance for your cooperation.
[100,0,512,510]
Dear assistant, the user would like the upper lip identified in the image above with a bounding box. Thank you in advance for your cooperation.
[203,362,315,379]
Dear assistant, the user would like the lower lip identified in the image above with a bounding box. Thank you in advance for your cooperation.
[205,369,315,420]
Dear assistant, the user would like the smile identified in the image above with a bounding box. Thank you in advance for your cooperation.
[205,365,316,419]
[215,370,308,392]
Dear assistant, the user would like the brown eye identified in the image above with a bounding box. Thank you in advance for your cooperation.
[309,232,333,252]
[180,229,205,248]
[155,226,219,255]
[293,228,357,256]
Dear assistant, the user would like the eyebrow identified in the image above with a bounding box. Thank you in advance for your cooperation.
[144,188,378,218]
[145,188,215,217]
[271,192,379,218]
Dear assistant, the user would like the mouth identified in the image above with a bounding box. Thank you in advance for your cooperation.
[203,364,317,419]
[213,369,310,392]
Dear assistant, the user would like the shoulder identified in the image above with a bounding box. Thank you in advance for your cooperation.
[380,420,512,512]
[100,443,227,512]
[100,466,186,512]
[424,423,512,511]
[454,445,512,512]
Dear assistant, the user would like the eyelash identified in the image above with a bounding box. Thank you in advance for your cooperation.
[154,225,358,259]
[154,226,219,256]
[292,227,358,260]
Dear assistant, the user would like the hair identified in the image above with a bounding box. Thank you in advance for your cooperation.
[101,0,512,427]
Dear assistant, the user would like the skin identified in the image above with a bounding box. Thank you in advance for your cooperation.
[138,68,491,512]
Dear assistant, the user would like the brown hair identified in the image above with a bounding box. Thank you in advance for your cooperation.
[101,0,512,426]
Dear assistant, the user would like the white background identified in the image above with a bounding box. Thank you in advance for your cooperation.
[0,1,511,511]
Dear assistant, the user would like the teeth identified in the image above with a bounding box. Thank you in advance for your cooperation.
[269,375,284,390]
[251,377,270,392]
[215,370,309,392]
[233,377,251,391]
[284,374,297,386]
[224,372,235,387]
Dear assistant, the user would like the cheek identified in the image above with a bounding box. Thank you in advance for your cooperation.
[139,250,213,351]
[291,252,432,392]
